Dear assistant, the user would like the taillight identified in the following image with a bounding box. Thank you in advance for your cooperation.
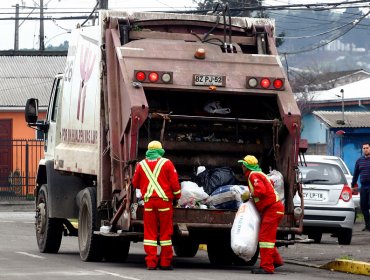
[273,79,284,89]
[134,70,173,84]
[246,76,285,90]
[260,78,271,89]
[340,185,352,202]
[136,71,146,82]
[149,72,159,83]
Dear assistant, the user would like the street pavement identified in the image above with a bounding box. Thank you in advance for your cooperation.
[1,199,369,276]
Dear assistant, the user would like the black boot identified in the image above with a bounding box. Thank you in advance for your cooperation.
[251,268,273,274]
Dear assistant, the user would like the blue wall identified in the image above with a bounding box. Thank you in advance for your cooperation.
[301,114,326,143]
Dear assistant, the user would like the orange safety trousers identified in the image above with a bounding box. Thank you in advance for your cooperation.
[143,199,174,268]
[258,201,285,273]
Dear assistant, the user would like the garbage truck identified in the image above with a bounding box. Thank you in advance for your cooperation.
[25,9,304,265]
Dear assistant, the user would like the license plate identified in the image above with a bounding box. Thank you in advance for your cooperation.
[193,74,225,86]
[303,191,326,201]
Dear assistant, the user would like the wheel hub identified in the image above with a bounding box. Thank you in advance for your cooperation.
[36,202,46,234]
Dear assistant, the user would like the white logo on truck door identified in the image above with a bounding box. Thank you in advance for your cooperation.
[77,47,96,123]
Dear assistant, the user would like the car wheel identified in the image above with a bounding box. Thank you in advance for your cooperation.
[338,228,352,245]
[308,232,322,243]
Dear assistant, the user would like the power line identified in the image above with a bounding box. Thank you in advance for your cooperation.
[280,10,370,54]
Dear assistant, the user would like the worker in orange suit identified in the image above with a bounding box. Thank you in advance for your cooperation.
[132,140,181,270]
[238,155,284,274]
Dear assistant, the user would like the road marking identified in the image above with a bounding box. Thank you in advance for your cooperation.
[95,270,142,280]
[16,251,45,259]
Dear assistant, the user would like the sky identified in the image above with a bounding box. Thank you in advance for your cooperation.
[0,0,352,50]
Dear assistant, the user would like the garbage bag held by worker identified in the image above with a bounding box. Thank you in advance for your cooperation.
[194,166,238,195]
[267,169,285,201]
[231,201,260,261]
[206,185,247,209]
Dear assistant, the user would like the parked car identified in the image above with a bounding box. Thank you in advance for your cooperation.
[302,155,360,208]
[296,157,355,245]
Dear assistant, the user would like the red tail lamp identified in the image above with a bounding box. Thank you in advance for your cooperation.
[273,79,284,89]
[246,76,285,90]
[260,78,271,89]
[149,72,159,83]
[136,71,146,82]
[340,185,352,202]
[134,70,173,84]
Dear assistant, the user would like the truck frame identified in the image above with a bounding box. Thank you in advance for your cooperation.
[25,9,304,265]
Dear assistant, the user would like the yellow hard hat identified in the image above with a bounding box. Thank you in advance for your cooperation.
[148,140,162,150]
[238,155,261,171]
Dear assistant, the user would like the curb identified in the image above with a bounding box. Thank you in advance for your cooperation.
[321,259,370,276]
[0,200,34,212]
[203,245,370,277]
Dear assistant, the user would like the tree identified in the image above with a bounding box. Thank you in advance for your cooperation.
[193,0,263,17]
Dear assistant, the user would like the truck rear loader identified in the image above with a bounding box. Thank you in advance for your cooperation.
[25,9,304,265]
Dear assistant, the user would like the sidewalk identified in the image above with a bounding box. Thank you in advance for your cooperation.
[280,220,370,276]
[0,199,34,212]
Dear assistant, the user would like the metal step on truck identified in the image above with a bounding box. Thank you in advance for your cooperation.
[25,8,304,266]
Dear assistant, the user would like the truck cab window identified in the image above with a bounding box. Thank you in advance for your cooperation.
[48,77,62,122]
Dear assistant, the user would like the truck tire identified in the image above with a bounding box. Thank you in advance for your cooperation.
[35,184,63,253]
[207,241,233,266]
[78,187,104,261]
[338,228,352,245]
[104,239,130,262]
[173,240,199,257]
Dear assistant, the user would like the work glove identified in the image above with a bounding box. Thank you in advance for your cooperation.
[241,190,251,202]
[173,199,179,207]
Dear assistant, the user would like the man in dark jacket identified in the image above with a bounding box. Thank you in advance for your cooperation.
[352,142,370,231]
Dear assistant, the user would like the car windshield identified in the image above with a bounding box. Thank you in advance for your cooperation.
[299,162,346,185]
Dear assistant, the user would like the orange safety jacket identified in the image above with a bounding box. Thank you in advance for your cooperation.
[247,171,281,214]
[132,157,181,201]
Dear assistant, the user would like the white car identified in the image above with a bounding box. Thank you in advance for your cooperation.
[296,156,356,245]
[303,155,360,208]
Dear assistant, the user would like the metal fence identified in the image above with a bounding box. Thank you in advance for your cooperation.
[0,139,44,200]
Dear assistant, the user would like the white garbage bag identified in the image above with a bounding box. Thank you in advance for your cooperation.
[268,169,284,201]
[231,200,260,261]
[178,181,209,208]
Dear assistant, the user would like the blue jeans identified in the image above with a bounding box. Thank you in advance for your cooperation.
[360,185,370,227]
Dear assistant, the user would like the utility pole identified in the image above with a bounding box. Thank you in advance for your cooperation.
[340,89,344,124]
[14,4,19,51]
[335,89,345,125]
[99,0,108,9]
[39,0,45,51]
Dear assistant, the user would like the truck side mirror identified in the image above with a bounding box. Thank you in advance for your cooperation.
[25,98,39,123]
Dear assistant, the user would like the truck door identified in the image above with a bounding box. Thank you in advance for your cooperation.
[44,76,62,160]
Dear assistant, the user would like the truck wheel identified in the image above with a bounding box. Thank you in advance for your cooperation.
[338,228,352,245]
[78,187,104,261]
[207,241,233,266]
[35,184,63,253]
[308,232,322,243]
[174,240,199,257]
[232,246,259,266]
[104,239,130,262]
